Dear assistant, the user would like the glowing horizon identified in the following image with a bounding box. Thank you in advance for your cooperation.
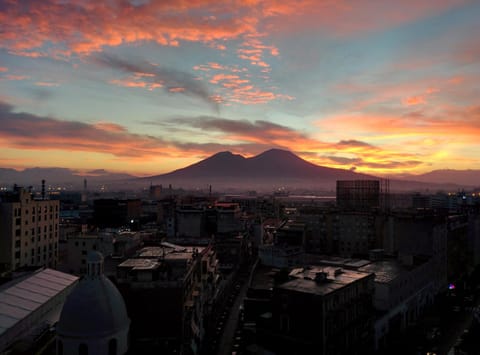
[1,0,479,177]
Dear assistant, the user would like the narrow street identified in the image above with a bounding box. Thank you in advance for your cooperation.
[216,278,249,355]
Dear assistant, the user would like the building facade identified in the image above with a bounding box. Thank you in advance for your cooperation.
[0,187,59,272]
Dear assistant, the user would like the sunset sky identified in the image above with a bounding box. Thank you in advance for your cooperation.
[1,0,479,177]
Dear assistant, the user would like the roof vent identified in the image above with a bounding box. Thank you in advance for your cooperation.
[314,271,328,282]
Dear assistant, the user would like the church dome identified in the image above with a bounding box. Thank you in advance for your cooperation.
[57,251,130,355]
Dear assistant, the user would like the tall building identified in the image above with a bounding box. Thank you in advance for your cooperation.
[336,180,380,210]
[116,243,220,354]
[250,266,375,355]
[0,186,59,272]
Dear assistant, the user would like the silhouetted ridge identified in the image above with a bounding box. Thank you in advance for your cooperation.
[146,149,375,189]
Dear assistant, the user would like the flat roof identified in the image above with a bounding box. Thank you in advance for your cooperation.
[0,269,78,336]
[358,260,408,284]
[278,266,372,296]
[118,259,160,270]
[250,266,278,291]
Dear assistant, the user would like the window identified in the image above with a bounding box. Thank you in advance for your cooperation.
[108,338,117,355]
[79,343,88,355]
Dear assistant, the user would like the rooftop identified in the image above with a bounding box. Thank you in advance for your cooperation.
[117,258,160,270]
[358,260,410,284]
[278,266,372,296]
[0,268,78,336]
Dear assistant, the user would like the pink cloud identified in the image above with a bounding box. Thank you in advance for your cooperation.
[403,95,426,106]
[4,75,29,81]
[35,81,60,87]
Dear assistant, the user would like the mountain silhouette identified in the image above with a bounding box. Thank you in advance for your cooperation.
[146,149,375,190]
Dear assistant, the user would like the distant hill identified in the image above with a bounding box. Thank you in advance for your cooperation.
[144,149,377,191]
[1,150,475,193]
[396,169,480,188]
[0,167,136,190]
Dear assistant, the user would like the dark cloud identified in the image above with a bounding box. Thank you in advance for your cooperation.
[0,101,168,157]
[166,116,301,140]
[336,140,375,148]
[0,101,273,158]
[324,152,422,169]
[28,87,54,101]
[92,54,219,112]
[324,156,361,164]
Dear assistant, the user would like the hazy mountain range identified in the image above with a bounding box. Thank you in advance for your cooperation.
[0,167,135,190]
[144,149,477,192]
[0,149,478,192]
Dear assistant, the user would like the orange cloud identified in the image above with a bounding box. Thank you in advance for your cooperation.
[35,81,60,87]
[110,79,162,90]
[2,99,468,175]
[168,87,185,93]
[0,0,263,58]
[403,95,426,106]
[4,75,29,81]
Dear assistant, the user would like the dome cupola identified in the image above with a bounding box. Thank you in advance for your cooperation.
[57,251,130,355]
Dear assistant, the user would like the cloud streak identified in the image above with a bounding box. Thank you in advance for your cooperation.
[0,101,452,174]
[93,54,219,111]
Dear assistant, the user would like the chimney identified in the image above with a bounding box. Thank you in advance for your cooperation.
[41,179,45,200]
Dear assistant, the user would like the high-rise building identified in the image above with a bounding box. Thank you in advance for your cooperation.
[0,186,59,272]
[336,180,380,210]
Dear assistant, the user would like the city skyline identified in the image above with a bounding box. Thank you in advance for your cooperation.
[1,0,480,177]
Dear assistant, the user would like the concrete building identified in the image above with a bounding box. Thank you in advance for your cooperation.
[336,180,380,211]
[175,205,207,238]
[253,265,375,355]
[93,199,141,228]
[297,207,385,257]
[116,243,220,354]
[58,233,113,275]
[358,255,436,351]
[215,202,242,234]
[0,268,78,353]
[383,211,448,293]
[0,186,60,272]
